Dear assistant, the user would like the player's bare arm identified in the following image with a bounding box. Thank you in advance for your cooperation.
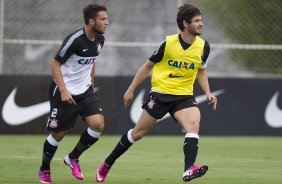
[91,63,95,86]
[197,68,217,110]
[51,59,76,105]
[124,60,154,108]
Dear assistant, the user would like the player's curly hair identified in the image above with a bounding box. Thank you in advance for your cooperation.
[176,4,201,31]
[83,4,107,24]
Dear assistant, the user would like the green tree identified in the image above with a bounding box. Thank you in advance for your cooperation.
[198,0,282,74]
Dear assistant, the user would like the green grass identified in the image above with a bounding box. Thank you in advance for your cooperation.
[0,135,281,184]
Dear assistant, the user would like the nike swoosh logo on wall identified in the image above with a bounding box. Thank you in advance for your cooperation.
[2,87,100,126]
[24,45,53,62]
[130,89,225,124]
[265,91,282,128]
[2,88,50,126]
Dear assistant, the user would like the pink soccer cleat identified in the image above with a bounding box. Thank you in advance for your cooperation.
[64,155,84,180]
[39,170,52,184]
[182,165,208,182]
[96,161,111,182]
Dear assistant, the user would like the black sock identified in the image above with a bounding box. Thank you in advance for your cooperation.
[183,137,199,171]
[40,140,58,171]
[105,132,133,166]
[69,130,98,159]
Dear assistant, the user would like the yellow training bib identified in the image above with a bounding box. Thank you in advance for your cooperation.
[151,34,205,95]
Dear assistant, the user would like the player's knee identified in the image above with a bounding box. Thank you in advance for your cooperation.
[90,121,104,132]
[51,130,67,141]
[97,121,105,132]
[191,123,200,133]
[185,120,200,133]
[131,129,146,141]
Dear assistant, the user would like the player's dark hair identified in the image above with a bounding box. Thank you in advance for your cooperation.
[83,4,107,24]
[177,4,201,31]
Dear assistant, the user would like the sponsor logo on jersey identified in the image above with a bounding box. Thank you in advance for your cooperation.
[97,43,102,54]
[168,73,184,78]
[168,60,195,70]
[78,57,96,65]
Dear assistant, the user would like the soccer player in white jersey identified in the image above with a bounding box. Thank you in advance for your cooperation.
[38,4,108,184]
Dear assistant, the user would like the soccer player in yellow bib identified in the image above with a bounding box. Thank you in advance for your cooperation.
[96,4,217,183]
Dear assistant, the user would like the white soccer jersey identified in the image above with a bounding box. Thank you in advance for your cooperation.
[54,28,104,95]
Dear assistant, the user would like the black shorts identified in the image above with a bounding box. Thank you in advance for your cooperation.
[46,81,103,132]
[142,92,198,119]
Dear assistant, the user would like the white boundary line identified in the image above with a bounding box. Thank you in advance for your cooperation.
[0,154,281,163]
[3,38,282,50]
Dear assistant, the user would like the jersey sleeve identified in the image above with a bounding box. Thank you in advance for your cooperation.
[54,34,77,64]
[149,39,166,63]
[200,40,210,69]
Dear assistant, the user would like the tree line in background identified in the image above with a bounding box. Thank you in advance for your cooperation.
[201,0,282,74]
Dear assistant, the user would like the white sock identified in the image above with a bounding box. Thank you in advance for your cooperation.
[47,134,59,146]
[87,127,102,138]
[185,133,199,139]
[127,129,135,144]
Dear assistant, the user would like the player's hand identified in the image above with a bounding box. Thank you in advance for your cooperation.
[206,93,217,110]
[61,90,76,105]
[124,89,134,109]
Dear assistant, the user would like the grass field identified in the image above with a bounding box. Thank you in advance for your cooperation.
[0,135,281,184]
